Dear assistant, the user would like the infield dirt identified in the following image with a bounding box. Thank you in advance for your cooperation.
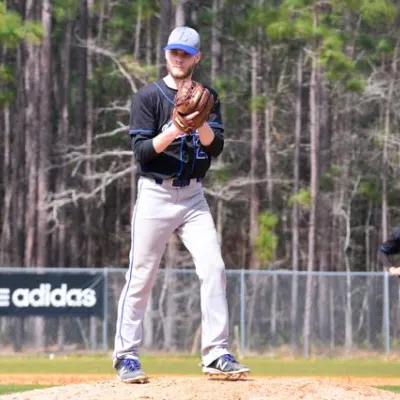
[1,376,400,400]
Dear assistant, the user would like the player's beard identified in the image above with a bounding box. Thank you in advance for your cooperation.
[167,60,196,80]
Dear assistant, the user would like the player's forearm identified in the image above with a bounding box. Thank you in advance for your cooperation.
[132,127,180,164]
[198,123,215,146]
[152,126,181,154]
[198,123,224,157]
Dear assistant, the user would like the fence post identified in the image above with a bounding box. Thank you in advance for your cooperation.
[383,271,390,355]
[103,267,109,352]
[240,269,246,354]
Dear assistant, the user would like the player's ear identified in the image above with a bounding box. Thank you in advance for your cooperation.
[194,52,202,64]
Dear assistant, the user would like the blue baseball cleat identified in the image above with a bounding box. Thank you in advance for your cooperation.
[115,358,148,383]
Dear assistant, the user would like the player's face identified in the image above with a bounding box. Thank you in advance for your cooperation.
[166,49,201,80]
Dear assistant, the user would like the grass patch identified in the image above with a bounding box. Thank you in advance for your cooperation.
[0,385,53,395]
[1,355,400,377]
[376,386,400,393]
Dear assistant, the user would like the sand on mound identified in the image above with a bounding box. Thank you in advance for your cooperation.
[1,377,400,400]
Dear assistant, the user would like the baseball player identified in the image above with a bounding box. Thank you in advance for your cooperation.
[112,26,249,383]
[379,227,400,276]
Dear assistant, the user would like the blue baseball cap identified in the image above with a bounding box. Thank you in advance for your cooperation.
[164,26,200,56]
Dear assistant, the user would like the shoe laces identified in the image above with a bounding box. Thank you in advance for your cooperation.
[221,354,237,363]
[123,358,141,371]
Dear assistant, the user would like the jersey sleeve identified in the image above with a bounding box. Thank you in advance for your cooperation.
[380,238,400,254]
[129,90,158,163]
[202,90,224,157]
[379,237,400,269]
[129,91,157,136]
[379,249,393,269]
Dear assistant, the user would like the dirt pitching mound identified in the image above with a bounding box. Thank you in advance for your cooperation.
[1,377,400,400]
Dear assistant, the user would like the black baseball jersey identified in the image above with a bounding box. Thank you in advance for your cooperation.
[129,79,224,180]
[380,228,400,267]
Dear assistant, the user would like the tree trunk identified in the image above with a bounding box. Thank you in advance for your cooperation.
[249,46,260,268]
[0,0,9,266]
[210,0,224,241]
[114,180,121,267]
[158,0,172,78]
[24,0,40,269]
[56,15,72,351]
[264,103,273,210]
[269,274,277,347]
[69,0,88,267]
[291,49,303,353]
[216,198,223,244]
[317,74,331,347]
[86,0,98,350]
[303,7,319,358]
[33,0,52,351]
[86,0,94,269]
[342,210,353,353]
[0,104,11,265]
[13,47,25,268]
[175,0,187,27]
[0,35,11,265]
[211,0,222,83]
[382,41,398,242]
[37,0,51,269]
[145,16,152,64]
[134,1,142,61]
[365,202,372,272]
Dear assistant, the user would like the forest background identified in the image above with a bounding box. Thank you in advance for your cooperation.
[1,0,400,275]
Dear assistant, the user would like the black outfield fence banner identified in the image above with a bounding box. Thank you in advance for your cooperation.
[0,272,104,317]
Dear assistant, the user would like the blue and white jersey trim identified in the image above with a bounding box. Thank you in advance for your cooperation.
[154,82,174,105]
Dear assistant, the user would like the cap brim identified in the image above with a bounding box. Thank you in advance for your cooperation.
[164,44,198,55]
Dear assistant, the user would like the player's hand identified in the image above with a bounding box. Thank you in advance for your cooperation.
[173,110,200,135]
[181,110,200,121]
[171,80,215,134]
[388,267,400,276]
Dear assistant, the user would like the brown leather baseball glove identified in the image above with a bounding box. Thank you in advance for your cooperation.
[171,80,215,134]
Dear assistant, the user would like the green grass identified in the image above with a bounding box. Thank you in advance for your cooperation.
[0,385,53,395]
[1,354,400,377]
[376,386,400,393]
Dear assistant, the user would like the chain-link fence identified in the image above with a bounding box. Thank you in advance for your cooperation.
[1,267,400,357]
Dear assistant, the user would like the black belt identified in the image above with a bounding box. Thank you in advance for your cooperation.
[155,177,201,187]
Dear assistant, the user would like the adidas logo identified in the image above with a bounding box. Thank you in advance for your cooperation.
[0,284,97,308]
